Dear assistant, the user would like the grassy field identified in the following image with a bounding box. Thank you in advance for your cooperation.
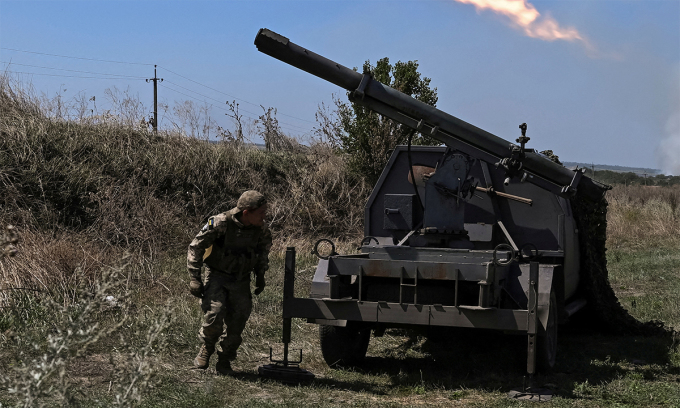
[1,77,679,407]
[4,242,677,408]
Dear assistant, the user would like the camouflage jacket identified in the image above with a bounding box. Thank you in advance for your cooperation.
[187,208,272,281]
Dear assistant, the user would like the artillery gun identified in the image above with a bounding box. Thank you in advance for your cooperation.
[254,28,611,380]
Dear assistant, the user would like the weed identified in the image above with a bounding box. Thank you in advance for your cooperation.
[448,389,467,400]
[0,258,173,407]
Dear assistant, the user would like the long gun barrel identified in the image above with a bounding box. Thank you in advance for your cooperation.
[254,28,609,200]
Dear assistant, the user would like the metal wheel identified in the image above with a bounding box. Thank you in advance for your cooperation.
[319,323,370,368]
[537,292,558,372]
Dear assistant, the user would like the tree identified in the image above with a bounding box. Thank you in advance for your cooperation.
[335,58,439,183]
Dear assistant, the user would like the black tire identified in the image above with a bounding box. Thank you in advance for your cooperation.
[537,292,558,372]
[319,323,371,368]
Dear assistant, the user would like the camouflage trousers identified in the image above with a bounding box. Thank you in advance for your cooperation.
[199,266,252,361]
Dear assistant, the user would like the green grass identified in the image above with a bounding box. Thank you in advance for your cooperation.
[608,246,680,329]
[145,243,678,408]
[1,243,679,407]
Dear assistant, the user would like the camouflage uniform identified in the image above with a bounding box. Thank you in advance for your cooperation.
[187,192,272,366]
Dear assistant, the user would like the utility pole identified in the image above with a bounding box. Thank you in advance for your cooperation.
[146,65,163,132]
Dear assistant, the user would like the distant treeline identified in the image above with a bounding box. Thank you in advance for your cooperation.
[563,162,661,175]
[584,169,680,186]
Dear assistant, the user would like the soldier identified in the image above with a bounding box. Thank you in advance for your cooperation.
[187,190,272,375]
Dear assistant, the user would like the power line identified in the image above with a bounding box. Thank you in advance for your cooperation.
[1,61,146,78]
[164,80,230,106]
[162,84,310,135]
[3,70,146,80]
[162,84,231,114]
[164,79,310,132]
[3,67,310,133]
[158,65,316,124]
[0,46,316,132]
[0,47,152,66]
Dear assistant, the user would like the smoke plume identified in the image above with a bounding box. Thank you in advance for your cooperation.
[454,0,592,48]
[657,112,680,176]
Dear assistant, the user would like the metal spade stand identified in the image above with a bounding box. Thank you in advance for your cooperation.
[508,261,553,402]
[258,247,315,384]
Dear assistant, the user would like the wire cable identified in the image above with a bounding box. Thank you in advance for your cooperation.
[1,47,317,127]
[3,70,146,80]
[159,65,315,124]
[0,61,146,78]
[0,47,315,132]
[163,79,310,132]
[0,47,153,66]
[162,84,309,135]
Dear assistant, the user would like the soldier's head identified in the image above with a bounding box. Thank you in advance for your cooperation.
[237,190,268,227]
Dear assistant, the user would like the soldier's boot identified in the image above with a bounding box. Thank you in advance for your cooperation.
[215,356,234,376]
[193,344,215,369]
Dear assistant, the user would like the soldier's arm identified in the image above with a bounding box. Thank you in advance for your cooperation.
[187,215,228,278]
[253,225,273,278]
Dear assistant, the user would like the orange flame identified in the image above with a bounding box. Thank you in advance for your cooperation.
[454,0,587,43]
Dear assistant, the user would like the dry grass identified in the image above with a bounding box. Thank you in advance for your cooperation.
[0,257,174,408]
[606,185,680,248]
[0,75,368,302]
[0,229,153,305]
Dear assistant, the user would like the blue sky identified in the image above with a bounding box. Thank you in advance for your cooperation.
[1,0,679,174]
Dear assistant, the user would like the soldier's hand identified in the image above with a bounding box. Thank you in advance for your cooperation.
[254,275,266,296]
[189,277,204,298]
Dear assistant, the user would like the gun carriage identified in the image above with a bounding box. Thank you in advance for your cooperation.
[254,28,610,376]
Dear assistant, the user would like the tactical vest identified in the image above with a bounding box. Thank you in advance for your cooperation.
[203,216,263,278]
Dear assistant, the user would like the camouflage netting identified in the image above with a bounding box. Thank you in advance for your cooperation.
[537,150,672,337]
[571,191,672,336]
[539,150,562,166]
